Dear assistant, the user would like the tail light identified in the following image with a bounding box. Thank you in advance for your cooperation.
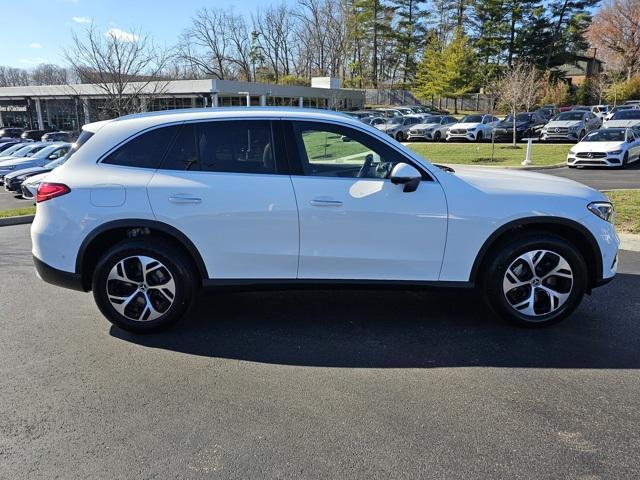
[36,182,71,203]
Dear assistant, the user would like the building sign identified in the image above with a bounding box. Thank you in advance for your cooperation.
[0,105,28,112]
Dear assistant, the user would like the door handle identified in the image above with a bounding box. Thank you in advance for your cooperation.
[310,198,343,207]
[168,194,202,205]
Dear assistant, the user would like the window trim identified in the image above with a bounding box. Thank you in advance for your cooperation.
[283,119,433,181]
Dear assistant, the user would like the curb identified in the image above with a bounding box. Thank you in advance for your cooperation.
[619,233,640,253]
[0,215,35,227]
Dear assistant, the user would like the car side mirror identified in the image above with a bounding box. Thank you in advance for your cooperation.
[390,162,421,193]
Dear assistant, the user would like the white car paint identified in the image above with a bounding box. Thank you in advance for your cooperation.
[446,115,501,142]
[21,171,49,199]
[407,116,457,141]
[31,108,619,327]
[567,128,640,168]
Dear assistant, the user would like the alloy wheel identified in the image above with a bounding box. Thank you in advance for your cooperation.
[502,249,573,319]
[106,255,176,322]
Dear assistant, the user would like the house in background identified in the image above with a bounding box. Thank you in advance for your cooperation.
[554,48,604,86]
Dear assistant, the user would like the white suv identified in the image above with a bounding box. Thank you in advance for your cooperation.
[32,108,619,332]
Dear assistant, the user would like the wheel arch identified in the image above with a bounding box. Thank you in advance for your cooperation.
[76,219,208,291]
[469,217,603,289]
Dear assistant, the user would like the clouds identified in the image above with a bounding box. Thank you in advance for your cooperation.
[29,43,42,49]
[72,16,92,24]
[105,28,139,42]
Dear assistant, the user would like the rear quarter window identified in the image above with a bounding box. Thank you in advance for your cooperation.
[102,126,178,169]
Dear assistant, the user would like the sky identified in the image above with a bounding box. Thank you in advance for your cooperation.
[0,0,272,68]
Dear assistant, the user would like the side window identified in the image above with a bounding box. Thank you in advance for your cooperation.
[292,121,409,180]
[161,124,199,171]
[102,126,177,169]
[198,121,275,174]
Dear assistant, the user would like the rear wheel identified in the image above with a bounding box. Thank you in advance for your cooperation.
[482,233,587,327]
[622,152,629,168]
[395,131,404,142]
[92,238,197,332]
[434,131,441,141]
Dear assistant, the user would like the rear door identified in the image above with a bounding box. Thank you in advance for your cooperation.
[282,120,447,281]
[147,120,299,280]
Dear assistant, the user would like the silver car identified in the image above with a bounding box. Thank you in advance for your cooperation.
[407,115,458,141]
[374,115,422,141]
[541,111,601,142]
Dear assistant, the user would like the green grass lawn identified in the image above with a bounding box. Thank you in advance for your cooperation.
[605,190,640,234]
[0,206,36,218]
[407,142,570,166]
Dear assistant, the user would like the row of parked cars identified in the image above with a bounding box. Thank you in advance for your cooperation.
[350,101,640,145]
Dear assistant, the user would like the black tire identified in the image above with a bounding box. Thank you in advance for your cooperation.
[476,131,484,142]
[434,131,441,141]
[395,131,404,142]
[579,130,586,140]
[92,238,197,333]
[622,152,629,169]
[482,232,587,327]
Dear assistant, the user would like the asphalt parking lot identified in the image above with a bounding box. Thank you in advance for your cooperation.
[1,223,640,479]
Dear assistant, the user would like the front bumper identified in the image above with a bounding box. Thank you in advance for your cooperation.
[447,132,478,141]
[33,255,85,292]
[541,131,580,142]
[566,155,621,168]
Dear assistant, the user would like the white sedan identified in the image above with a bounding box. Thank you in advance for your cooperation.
[603,109,640,129]
[567,128,640,168]
[446,114,501,142]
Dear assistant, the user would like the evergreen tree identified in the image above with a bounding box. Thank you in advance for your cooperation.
[389,0,429,86]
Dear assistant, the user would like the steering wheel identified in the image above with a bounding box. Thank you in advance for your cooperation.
[356,153,375,178]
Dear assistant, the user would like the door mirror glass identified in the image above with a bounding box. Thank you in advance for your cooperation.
[390,162,421,192]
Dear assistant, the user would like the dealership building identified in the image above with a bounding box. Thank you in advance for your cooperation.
[0,78,365,131]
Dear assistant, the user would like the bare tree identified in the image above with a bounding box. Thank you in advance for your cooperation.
[0,66,30,87]
[30,64,69,85]
[253,3,295,83]
[494,63,542,146]
[64,24,171,117]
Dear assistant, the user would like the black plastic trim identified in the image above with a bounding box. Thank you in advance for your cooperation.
[34,256,85,292]
[202,278,474,291]
[75,219,208,279]
[469,216,604,286]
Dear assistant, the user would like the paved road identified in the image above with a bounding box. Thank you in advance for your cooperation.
[0,189,31,211]
[544,162,640,191]
[1,223,640,479]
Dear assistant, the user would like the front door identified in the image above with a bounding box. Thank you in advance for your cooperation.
[284,120,448,281]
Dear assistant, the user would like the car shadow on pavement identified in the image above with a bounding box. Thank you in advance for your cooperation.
[110,273,640,369]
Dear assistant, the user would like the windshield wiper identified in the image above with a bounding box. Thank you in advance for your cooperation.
[433,163,455,173]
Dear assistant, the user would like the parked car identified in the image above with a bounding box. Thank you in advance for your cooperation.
[591,105,609,120]
[604,105,636,122]
[21,172,48,200]
[602,109,640,130]
[492,112,547,142]
[3,153,70,193]
[421,104,450,115]
[374,115,422,141]
[31,108,618,332]
[0,127,24,138]
[540,111,601,142]
[0,143,70,185]
[374,108,404,118]
[42,131,73,142]
[0,139,21,153]
[406,115,458,141]
[539,104,559,118]
[567,128,640,168]
[0,142,47,163]
[623,100,640,106]
[446,114,501,142]
[21,129,48,141]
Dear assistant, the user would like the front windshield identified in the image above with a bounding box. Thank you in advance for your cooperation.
[388,117,403,124]
[31,144,63,159]
[462,115,483,123]
[421,115,440,124]
[505,113,531,122]
[612,106,633,113]
[13,145,41,157]
[555,112,584,121]
[583,130,625,142]
[45,156,67,168]
[612,110,640,119]
[1,144,27,156]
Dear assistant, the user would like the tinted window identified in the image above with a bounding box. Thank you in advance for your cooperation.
[293,121,409,179]
[102,126,177,169]
[161,124,199,171]
[197,121,274,174]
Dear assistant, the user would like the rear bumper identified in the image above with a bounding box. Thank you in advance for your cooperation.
[33,255,86,292]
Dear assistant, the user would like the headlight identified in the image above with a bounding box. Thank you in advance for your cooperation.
[568,148,576,154]
[608,150,622,155]
[588,202,614,223]
[569,125,581,131]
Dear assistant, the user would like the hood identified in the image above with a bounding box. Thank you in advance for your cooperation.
[572,141,624,152]
[0,157,44,169]
[3,165,51,180]
[411,122,439,130]
[496,120,528,128]
[24,171,50,186]
[450,165,602,201]
[545,120,582,128]
[605,119,640,128]
[376,124,399,132]
[451,122,481,130]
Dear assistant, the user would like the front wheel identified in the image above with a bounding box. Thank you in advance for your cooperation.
[476,131,484,142]
[482,233,587,327]
[92,238,197,332]
[395,131,404,142]
[622,152,629,168]
[434,131,441,141]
